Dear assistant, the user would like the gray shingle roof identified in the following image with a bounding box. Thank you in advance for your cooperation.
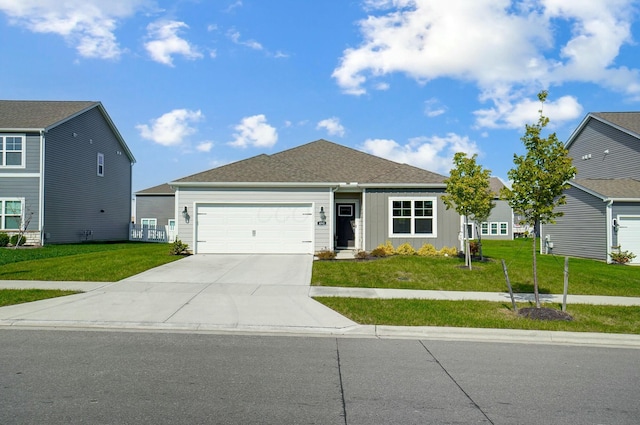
[591,112,640,138]
[174,139,447,185]
[135,183,175,195]
[0,100,99,129]
[573,178,640,199]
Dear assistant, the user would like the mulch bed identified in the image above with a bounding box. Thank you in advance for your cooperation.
[518,307,573,321]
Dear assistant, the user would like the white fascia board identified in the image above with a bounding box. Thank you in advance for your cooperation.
[567,181,607,200]
[169,181,340,188]
[607,198,640,202]
[0,128,44,132]
[359,183,447,189]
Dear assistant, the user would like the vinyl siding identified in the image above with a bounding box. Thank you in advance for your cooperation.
[43,107,132,244]
[0,133,40,173]
[363,188,460,251]
[569,119,640,180]
[175,187,332,253]
[136,194,175,227]
[542,186,607,261]
[0,177,40,231]
[481,200,512,240]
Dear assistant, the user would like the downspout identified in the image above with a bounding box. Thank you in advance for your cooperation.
[361,187,366,251]
[39,131,46,246]
[606,199,614,264]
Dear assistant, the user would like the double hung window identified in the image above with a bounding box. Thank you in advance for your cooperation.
[1,199,23,230]
[0,134,25,167]
[389,197,437,237]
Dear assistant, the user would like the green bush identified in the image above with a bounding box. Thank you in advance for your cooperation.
[610,249,636,264]
[10,234,26,246]
[315,250,336,260]
[0,233,9,247]
[370,247,387,257]
[169,238,189,255]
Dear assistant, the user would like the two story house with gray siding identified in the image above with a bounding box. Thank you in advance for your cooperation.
[0,100,135,245]
[541,112,640,264]
[170,139,462,255]
[134,183,176,233]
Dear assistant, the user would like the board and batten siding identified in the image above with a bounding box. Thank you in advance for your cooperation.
[569,119,640,180]
[363,189,460,251]
[542,186,607,261]
[43,107,132,244]
[175,187,332,253]
[136,194,175,227]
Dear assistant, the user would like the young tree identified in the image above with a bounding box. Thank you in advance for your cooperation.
[442,152,495,270]
[500,91,577,307]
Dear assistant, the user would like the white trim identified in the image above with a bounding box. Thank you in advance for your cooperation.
[0,133,26,169]
[362,189,367,251]
[0,197,25,230]
[0,173,40,178]
[388,196,437,238]
[97,152,104,177]
[39,132,45,245]
[170,181,447,189]
[606,200,613,263]
[335,198,361,250]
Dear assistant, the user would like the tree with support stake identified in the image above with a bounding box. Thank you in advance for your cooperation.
[500,91,576,308]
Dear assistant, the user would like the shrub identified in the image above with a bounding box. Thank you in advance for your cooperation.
[10,234,26,246]
[370,247,388,257]
[469,240,480,256]
[381,241,396,256]
[316,250,336,260]
[169,238,190,255]
[354,250,369,260]
[417,243,437,256]
[0,232,9,247]
[610,249,636,264]
[438,246,459,257]
[395,243,416,256]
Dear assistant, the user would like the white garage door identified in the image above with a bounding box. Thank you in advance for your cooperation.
[618,216,640,265]
[195,203,314,254]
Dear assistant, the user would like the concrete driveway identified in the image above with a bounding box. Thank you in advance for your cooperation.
[0,255,357,333]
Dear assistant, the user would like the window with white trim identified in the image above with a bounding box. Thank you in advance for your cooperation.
[500,222,508,235]
[141,218,157,228]
[481,221,508,236]
[0,134,25,168]
[1,199,23,230]
[389,197,437,237]
[97,152,104,176]
[481,222,489,235]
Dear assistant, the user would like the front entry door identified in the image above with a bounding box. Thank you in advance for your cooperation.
[336,203,355,248]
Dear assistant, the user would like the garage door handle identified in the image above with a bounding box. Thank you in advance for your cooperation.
[302,241,312,243]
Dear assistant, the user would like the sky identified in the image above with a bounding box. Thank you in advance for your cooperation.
[1,0,640,193]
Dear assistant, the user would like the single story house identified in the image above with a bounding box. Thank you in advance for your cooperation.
[170,139,462,254]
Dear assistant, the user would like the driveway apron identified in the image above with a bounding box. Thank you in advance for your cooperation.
[0,255,357,332]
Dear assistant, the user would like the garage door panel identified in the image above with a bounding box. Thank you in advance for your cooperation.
[196,204,313,254]
[618,216,640,265]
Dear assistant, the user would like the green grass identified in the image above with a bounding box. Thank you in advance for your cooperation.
[0,242,183,281]
[312,239,640,297]
[315,297,640,334]
[0,289,80,307]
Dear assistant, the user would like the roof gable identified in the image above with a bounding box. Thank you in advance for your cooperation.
[567,112,640,149]
[136,183,175,195]
[174,139,446,185]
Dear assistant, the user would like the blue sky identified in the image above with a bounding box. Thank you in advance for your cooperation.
[2,0,640,192]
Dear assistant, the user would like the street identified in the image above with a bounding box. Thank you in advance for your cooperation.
[1,329,638,424]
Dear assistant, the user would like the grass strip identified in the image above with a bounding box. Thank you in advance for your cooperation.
[0,289,80,307]
[314,297,640,334]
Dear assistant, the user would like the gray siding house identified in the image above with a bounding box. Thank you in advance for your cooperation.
[474,177,514,240]
[134,183,176,230]
[541,112,640,264]
[170,140,461,255]
[0,100,135,245]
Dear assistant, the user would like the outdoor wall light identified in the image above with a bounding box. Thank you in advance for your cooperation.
[182,206,190,223]
[319,206,326,221]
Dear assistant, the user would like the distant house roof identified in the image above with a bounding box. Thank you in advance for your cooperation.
[172,139,447,186]
[136,183,175,195]
[567,112,640,149]
[0,100,135,163]
[488,177,507,196]
[571,178,640,200]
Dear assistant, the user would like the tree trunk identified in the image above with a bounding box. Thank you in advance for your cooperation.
[477,223,484,261]
[532,221,540,308]
[465,216,472,270]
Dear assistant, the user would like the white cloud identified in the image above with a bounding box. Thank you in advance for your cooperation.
[0,0,147,59]
[196,141,213,152]
[316,117,346,137]
[144,20,203,66]
[136,109,204,147]
[361,133,480,175]
[228,114,278,148]
[334,0,639,122]
[228,30,263,50]
[424,98,446,117]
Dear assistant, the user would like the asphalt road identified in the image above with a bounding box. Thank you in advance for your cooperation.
[1,329,638,424]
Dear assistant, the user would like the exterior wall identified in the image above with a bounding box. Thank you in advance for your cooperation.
[542,186,607,261]
[43,107,132,244]
[135,194,175,227]
[175,187,332,253]
[480,199,513,240]
[363,188,460,251]
[569,119,640,180]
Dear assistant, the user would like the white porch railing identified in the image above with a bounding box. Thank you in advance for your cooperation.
[129,224,176,243]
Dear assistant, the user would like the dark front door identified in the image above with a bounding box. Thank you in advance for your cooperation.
[336,203,355,248]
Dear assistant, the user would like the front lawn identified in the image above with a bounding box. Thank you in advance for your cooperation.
[315,297,640,334]
[0,242,182,281]
[0,289,80,307]
[312,239,640,297]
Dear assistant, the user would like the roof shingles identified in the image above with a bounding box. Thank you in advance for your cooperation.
[0,100,98,129]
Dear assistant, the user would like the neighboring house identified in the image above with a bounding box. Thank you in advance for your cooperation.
[541,112,640,264]
[0,100,135,245]
[133,183,176,241]
[464,177,514,240]
[170,139,462,254]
